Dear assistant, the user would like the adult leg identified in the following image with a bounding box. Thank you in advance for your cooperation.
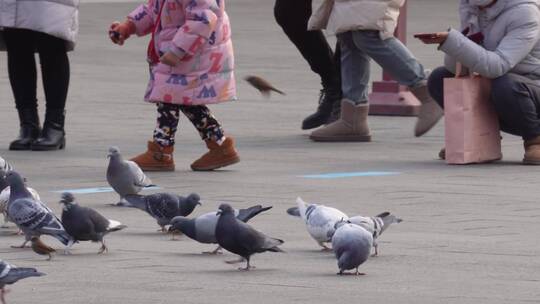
[426,66,455,109]
[31,32,70,150]
[310,32,371,142]
[130,103,178,171]
[181,105,239,171]
[350,30,443,136]
[3,28,41,150]
[274,0,341,129]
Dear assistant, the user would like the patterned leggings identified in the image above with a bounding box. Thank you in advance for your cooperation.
[153,103,225,147]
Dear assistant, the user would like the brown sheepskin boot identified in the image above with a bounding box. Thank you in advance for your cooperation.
[309,99,371,142]
[191,136,240,171]
[523,136,540,165]
[130,141,175,171]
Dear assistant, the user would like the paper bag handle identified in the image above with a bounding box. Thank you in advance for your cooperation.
[455,62,478,79]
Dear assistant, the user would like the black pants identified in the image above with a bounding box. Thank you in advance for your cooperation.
[428,67,540,140]
[3,28,70,111]
[274,0,340,88]
[154,103,225,147]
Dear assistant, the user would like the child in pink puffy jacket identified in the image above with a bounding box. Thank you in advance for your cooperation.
[109,0,239,172]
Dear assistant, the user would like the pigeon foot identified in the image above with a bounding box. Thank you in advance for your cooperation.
[225,257,245,264]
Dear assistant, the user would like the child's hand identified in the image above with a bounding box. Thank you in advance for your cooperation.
[160,52,182,67]
[109,21,135,45]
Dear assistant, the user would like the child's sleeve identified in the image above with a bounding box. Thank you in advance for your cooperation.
[127,2,157,37]
[171,0,219,56]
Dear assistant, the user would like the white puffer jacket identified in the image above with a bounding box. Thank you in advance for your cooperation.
[0,0,79,51]
[309,0,405,39]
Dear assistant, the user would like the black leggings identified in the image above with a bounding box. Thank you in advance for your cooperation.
[274,0,340,87]
[3,28,70,111]
[154,103,225,147]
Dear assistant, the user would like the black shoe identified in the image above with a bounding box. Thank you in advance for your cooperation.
[31,109,66,151]
[302,86,341,130]
[9,108,41,151]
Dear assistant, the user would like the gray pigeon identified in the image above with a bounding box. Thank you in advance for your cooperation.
[288,197,348,250]
[0,259,45,304]
[169,204,272,254]
[5,171,73,248]
[215,203,284,270]
[106,146,154,206]
[347,212,402,256]
[332,221,373,275]
[124,193,201,231]
[59,192,127,254]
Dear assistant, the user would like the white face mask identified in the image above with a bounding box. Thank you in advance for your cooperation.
[469,0,496,7]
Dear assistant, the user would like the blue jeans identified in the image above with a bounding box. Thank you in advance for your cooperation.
[339,30,425,103]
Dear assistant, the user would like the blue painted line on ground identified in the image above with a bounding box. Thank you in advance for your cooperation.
[301,171,401,179]
[51,186,161,194]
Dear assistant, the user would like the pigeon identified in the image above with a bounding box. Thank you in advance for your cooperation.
[244,75,285,96]
[215,203,284,270]
[0,259,45,304]
[5,171,73,248]
[124,192,201,231]
[169,204,272,254]
[0,157,13,192]
[332,221,373,275]
[0,186,40,229]
[106,146,155,206]
[30,237,56,260]
[288,197,348,250]
[347,212,402,256]
[59,192,127,254]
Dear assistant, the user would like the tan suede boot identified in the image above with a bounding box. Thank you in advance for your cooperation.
[309,99,371,142]
[191,136,240,171]
[523,136,540,165]
[411,82,444,137]
[130,141,175,171]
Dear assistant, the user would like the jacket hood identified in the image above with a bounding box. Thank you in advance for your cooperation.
[485,0,540,20]
[460,0,540,30]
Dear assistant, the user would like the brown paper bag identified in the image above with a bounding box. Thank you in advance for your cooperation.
[443,64,502,164]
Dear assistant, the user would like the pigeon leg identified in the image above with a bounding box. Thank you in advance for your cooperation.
[47,252,53,261]
[225,257,245,264]
[11,239,29,248]
[371,244,379,257]
[98,241,108,254]
[238,258,255,271]
[63,239,75,255]
[318,242,332,252]
[203,246,223,255]
[0,287,6,304]
[355,268,366,276]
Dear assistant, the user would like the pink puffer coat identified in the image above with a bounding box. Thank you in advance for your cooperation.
[128,0,236,105]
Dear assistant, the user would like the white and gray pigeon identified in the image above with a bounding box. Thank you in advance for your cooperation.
[5,171,73,248]
[288,197,348,250]
[332,221,373,275]
[106,146,154,206]
[124,192,201,231]
[59,192,127,254]
[347,212,402,256]
[0,259,45,304]
[215,203,284,270]
[169,204,272,254]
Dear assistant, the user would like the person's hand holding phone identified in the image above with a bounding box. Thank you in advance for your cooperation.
[414,32,449,45]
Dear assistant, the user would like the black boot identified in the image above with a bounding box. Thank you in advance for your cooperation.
[9,108,41,151]
[301,84,341,130]
[31,109,66,151]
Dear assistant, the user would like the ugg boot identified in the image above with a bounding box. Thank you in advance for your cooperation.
[31,109,65,151]
[309,99,371,142]
[130,141,175,171]
[411,82,444,137]
[523,136,540,165]
[191,137,240,171]
[302,83,342,130]
[9,108,41,151]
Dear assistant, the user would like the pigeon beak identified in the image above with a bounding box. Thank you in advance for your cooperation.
[197,202,202,206]
[216,210,222,216]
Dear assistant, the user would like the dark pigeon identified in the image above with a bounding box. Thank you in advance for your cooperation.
[60,192,127,254]
[332,221,373,275]
[169,205,272,254]
[215,203,284,270]
[124,192,201,231]
[0,259,45,303]
[5,171,73,248]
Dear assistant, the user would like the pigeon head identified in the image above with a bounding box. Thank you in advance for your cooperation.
[168,216,190,233]
[180,193,202,215]
[216,203,234,216]
[5,171,26,191]
[59,192,77,210]
[107,146,121,159]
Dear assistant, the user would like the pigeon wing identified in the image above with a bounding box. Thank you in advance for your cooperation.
[126,160,153,187]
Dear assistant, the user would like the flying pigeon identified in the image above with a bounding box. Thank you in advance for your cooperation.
[30,237,56,260]
[347,212,402,256]
[215,203,284,270]
[59,192,127,254]
[332,221,373,275]
[169,204,272,254]
[0,259,45,304]
[106,146,155,206]
[288,197,348,250]
[244,75,285,96]
[124,193,201,231]
[5,171,73,248]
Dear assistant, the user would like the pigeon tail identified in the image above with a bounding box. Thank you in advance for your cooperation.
[107,219,127,232]
[263,237,285,252]
[53,231,74,246]
[123,194,147,211]
[295,197,308,222]
[286,207,301,217]
[237,205,273,223]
